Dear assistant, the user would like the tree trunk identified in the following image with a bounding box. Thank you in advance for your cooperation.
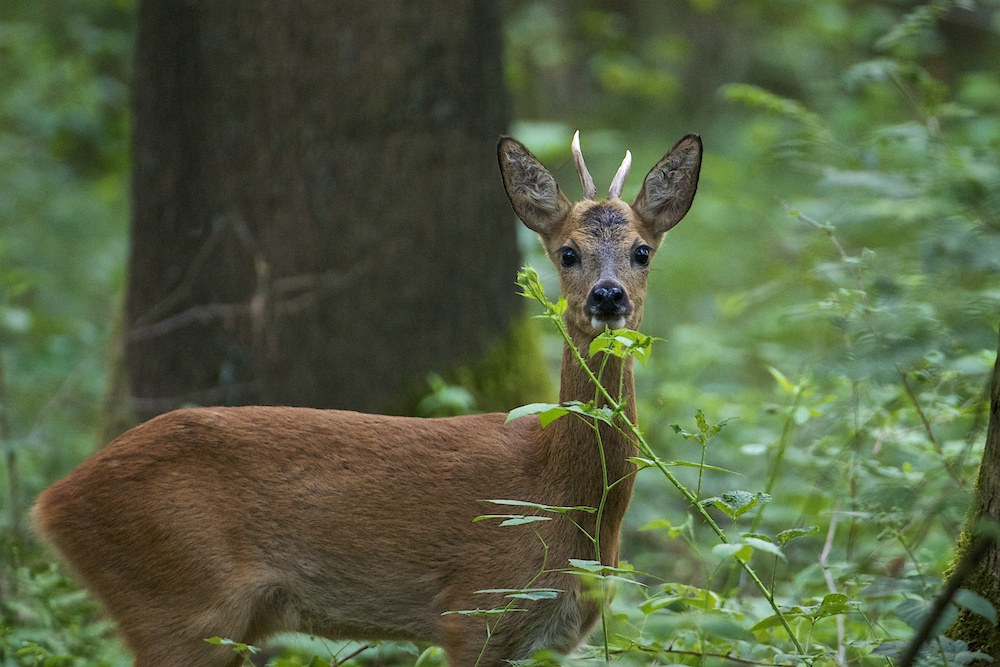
[947,325,1000,657]
[126,0,542,420]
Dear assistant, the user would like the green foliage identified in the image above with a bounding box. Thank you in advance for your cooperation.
[0,542,126,666]
[413,316,552,417]
[5,0,1000,665]
[0,0,133,527]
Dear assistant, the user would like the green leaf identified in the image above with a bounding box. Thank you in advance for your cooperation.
[588,328,658,364]
[639,595,680,615]
[767,366,800,395]
[505,402,563,424]
[481,499,597,514]
[628,456,655,470]
[743,536,787,561]
[639,519,686,539]
[442,607,525,617]
[515,266,566,319]
[712,542,753,561]
[566,560,643,585]
[204,638,260,656]
[506,401,615,427]
[897,597,958,635]
[561,400,616,425]
[472,514,552,526]
[816,593,851,616]
[665,459,739,475]
[776,525,820,546]
[872,637,993,665]
[751,613,789,632]
[568,558,604,573]
[701,490,772,519]
[414,646,445,667]
[499,516,551,527]
[651,583,723,611]
[954,588,998,624]
[671,410,733,445]
[475,587,563,601]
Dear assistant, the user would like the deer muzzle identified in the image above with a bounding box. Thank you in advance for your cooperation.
[587,279,631,331]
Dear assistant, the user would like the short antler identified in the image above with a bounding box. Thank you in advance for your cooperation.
[608,150,632,200]
[571,130,596,200]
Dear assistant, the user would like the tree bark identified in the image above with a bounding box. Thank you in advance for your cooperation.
[947,325,1000,657]
[126,0,540,419]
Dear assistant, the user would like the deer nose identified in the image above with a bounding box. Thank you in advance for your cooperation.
[587,280,631,319]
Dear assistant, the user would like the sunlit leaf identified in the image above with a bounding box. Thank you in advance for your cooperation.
[767,366,799,395]
[472,514,552,527]
[481,499,597,514]
[475,588,563,601]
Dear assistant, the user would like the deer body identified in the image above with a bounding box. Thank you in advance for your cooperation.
[33,133,701,667]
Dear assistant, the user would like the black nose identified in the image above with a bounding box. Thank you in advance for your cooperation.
[587,280,630,317]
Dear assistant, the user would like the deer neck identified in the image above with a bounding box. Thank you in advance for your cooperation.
[541,330,639,564]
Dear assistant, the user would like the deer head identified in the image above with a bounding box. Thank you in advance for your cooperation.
[498,131,703,339]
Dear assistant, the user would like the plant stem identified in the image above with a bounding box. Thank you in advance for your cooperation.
[751,384,803,534]
[549,310,807,655]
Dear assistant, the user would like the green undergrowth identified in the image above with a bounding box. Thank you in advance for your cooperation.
[414,314,553,418]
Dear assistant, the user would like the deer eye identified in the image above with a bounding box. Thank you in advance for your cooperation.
[559,246,578,268]
[633,245,652,266]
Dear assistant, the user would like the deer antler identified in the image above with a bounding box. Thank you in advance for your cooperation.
[571,130,596,200]
[608,150,632,200]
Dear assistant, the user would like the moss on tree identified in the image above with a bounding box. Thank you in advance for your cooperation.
[946,328,1000,659]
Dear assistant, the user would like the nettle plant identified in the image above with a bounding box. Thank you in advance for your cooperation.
[500,266,997,667]
[482,268,813,665]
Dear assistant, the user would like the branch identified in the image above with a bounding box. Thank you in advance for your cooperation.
[129,303,248,341]
[896,533,995,667]
[333,643,372,666]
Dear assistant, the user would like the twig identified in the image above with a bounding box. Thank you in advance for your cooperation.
[898,369,957,481]
[133,215,230,327]
[819,510,846,665]
[130,303,249,341]
[895,533,994,667]
[333,643,372,665]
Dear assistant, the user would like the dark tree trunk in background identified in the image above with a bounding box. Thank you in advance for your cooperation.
[126,1,528,419]
[947,326,1000,657]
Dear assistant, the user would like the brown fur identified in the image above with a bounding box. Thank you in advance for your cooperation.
[32,134,701,667]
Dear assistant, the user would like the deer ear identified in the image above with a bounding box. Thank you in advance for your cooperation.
[498,136,572,237]
[632,134,702,236]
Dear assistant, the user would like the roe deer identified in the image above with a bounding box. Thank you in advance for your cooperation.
[32,131,702,667]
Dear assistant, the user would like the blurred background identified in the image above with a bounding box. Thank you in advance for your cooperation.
[2,1,999,664]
